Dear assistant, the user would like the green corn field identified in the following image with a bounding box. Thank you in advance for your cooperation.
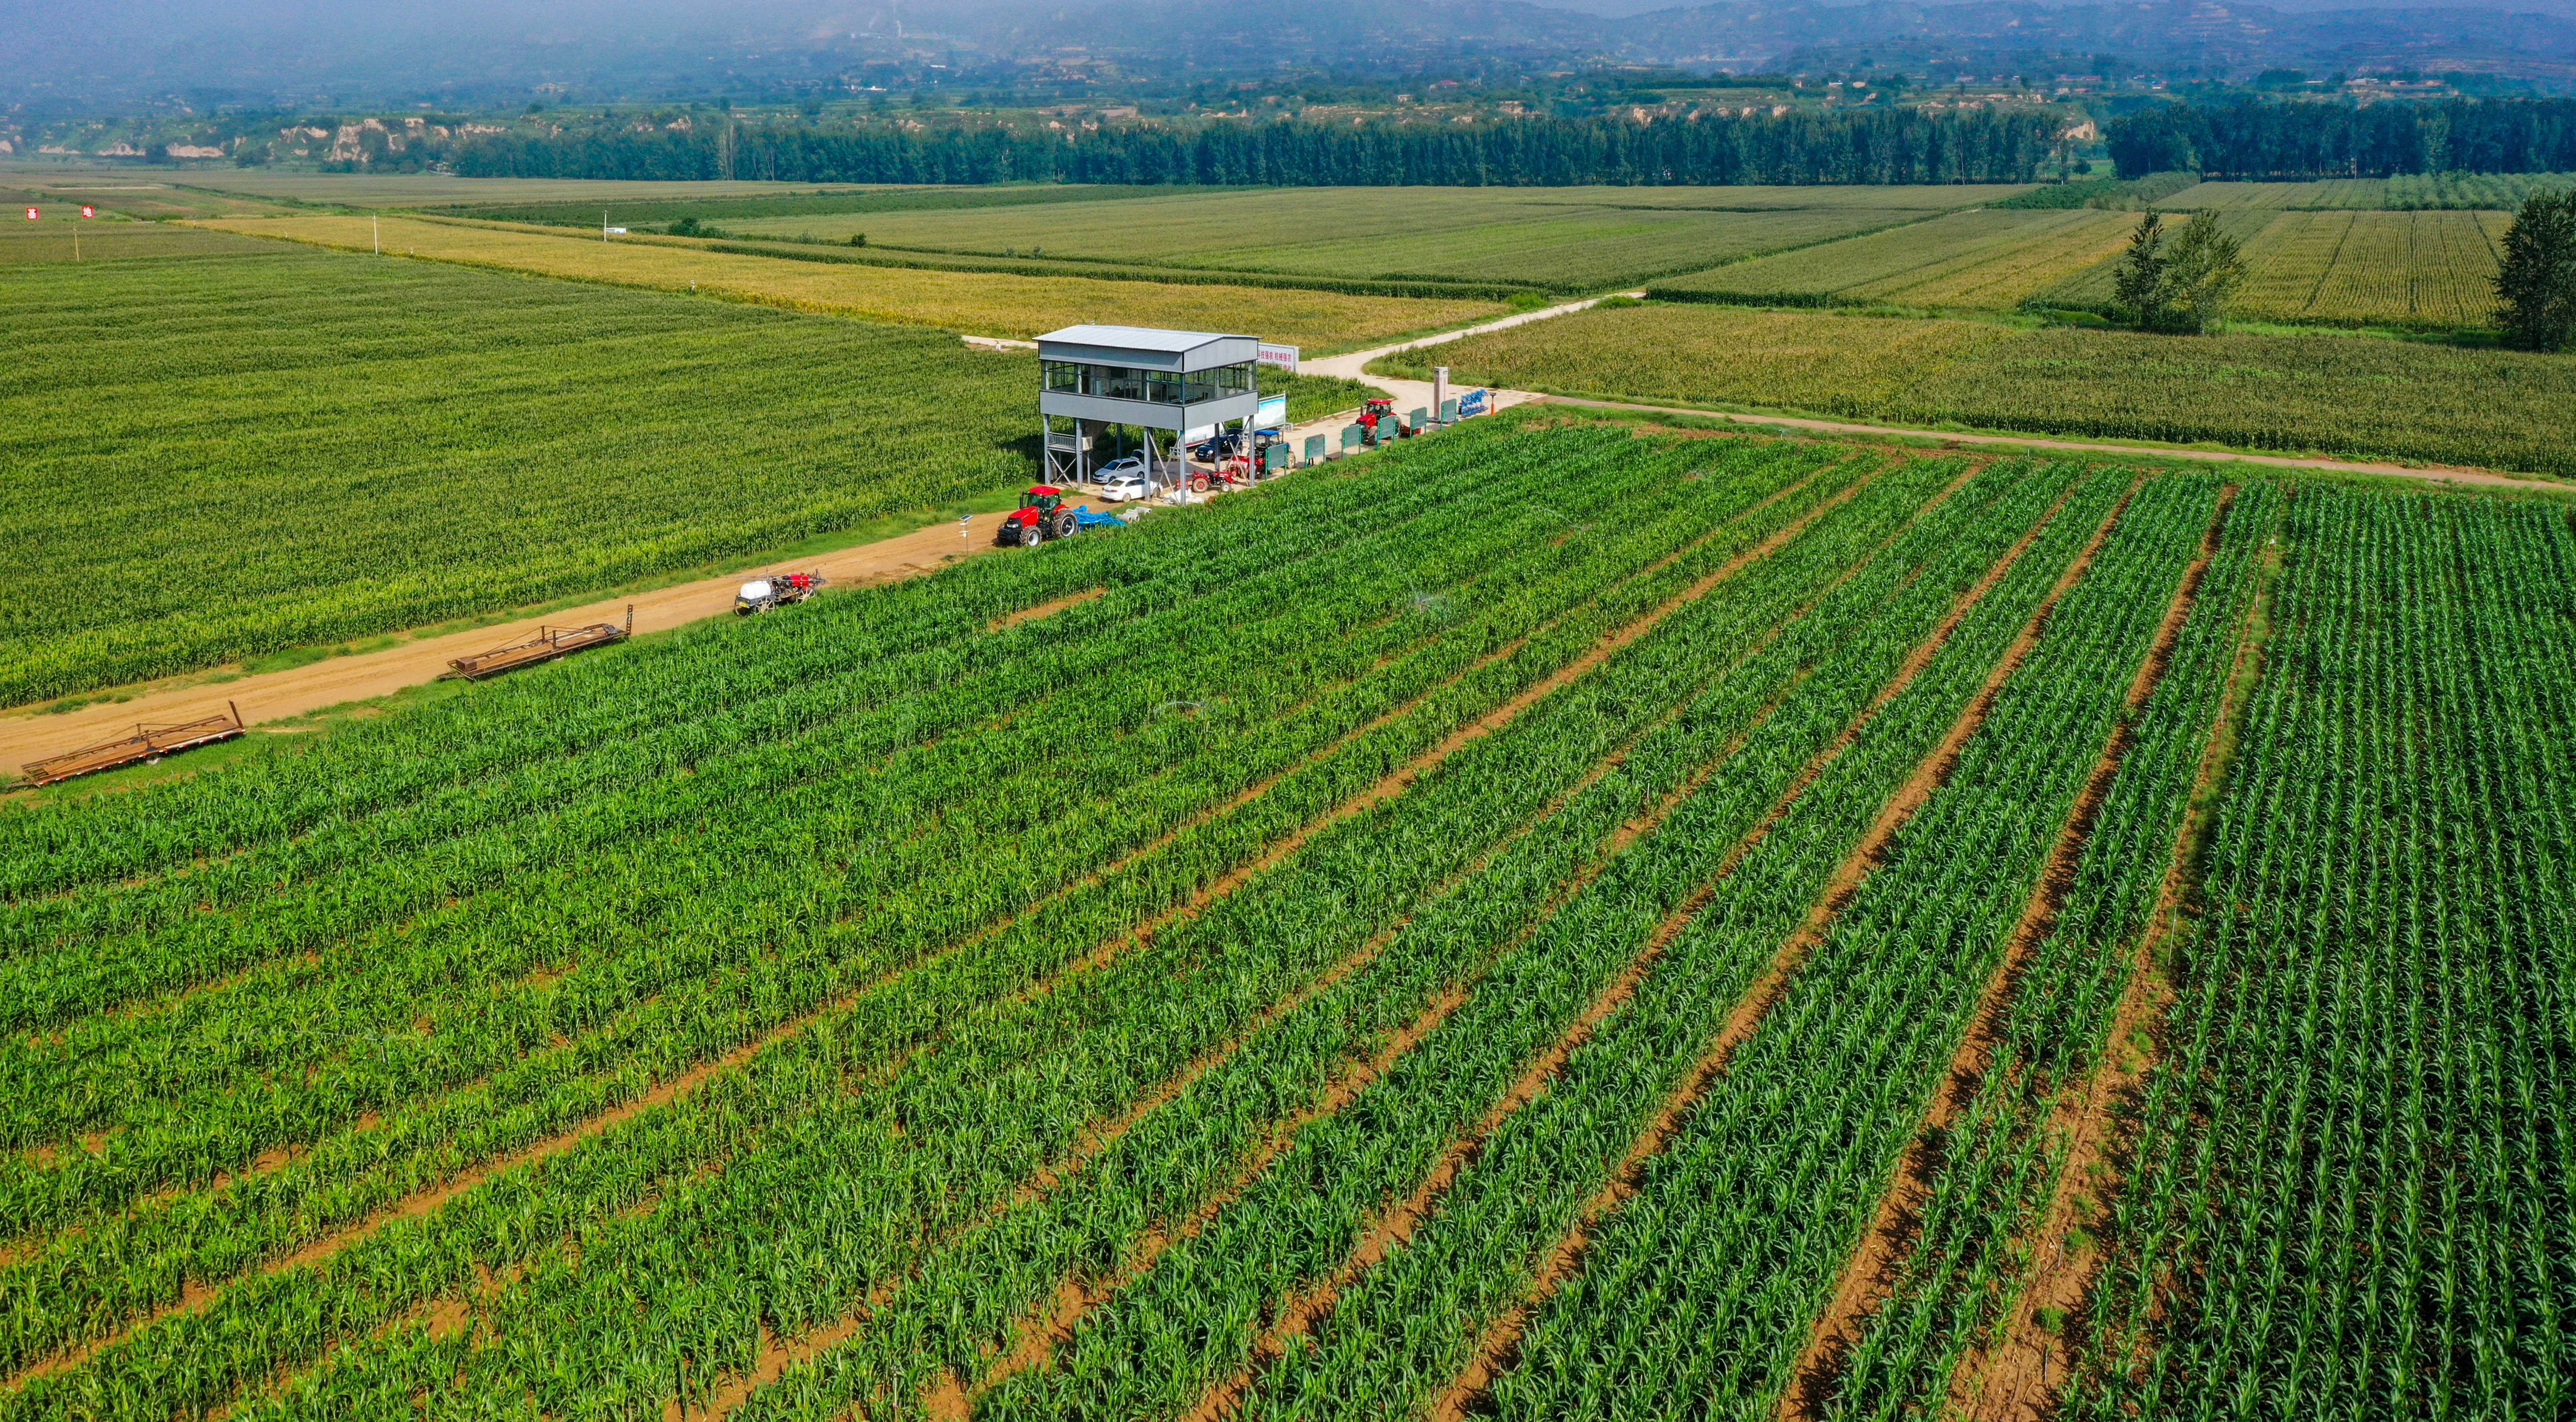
[2,411,2568,1422]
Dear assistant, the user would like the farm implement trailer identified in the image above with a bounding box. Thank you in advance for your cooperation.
[440,607,633,681]
[17,703,247,789]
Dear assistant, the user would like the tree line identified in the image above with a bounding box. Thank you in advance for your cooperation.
[2107,97,2576,180]
[450,108,2061,186]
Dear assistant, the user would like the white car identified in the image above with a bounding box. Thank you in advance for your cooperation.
[1093,457,1153,502]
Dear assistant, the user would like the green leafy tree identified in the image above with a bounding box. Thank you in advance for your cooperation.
[2112,211,2245,333]
[2156,210,2249,333]
[2112,212,2167,328]
[2493,191,2576,351]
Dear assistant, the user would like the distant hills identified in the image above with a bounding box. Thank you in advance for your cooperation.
[8,0,2572,109]
[1022,0,2576,78]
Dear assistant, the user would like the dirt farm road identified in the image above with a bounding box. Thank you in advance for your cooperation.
[2,511,1019,780]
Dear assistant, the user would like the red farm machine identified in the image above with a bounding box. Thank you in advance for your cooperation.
[1357,396,1415,446]
[998,486,1127,547]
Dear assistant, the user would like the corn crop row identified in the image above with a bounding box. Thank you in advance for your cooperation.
[2065,491,2576,1421]
[0,430,1850,1421]
[1818,480,2280,1420]
[1483,473,2212,1418]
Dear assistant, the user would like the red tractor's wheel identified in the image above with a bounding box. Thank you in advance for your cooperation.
[1188,473,1210,492]
[1019,522,1044,548]
[1052,510,1078,540]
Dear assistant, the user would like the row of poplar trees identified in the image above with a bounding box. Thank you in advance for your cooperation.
[453,108,2062,186]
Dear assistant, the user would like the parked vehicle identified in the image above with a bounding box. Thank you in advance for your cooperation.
[1095,461,1154,503]
[1189,427,1282,461]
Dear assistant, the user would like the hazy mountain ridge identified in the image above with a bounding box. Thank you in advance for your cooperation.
[7,0,2570,108]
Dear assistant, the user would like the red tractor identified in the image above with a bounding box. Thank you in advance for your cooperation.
[997,485,1080,547]
[1358,396,1411,446]
[1186,457,1253,493]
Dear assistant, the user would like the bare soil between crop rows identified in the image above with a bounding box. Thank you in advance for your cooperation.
[1779,485,2226,1422]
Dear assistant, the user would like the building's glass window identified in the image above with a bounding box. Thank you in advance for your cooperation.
[1090,365,1149,401]
[1049,358,1255,405]
[1178,363,1252,404]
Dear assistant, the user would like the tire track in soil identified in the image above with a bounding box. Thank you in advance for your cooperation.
[1948,503,2284,1422]
[1167,458,1991,1422]
[1776,485,2232,1422]
[701,458,1897,1422]
[0,482,1774,1403]
[1428,473,2141,1422]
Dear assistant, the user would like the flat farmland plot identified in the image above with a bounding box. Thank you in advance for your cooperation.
[1395,301,2576,475]
[162,169,905,206]
[1647,208,2136,308]
[0,245,1034,706]
[2038,209,2506,329]
[2,417,2564,1422]
[1200,205,1915,288]
[1873,209,2142,307]
[0,178,288,220]
[721,186,1977,290]
[0,221,280,263]
[428,184,1220,228]
[720,186,1532,256]
[2229,209,2507,326]
[1512,182,2038,209]
[2384,170,2576,209]
[2299,209,2510,326]
[2167,174,2576,211]
[1377,302,2020,414]
[195,213,1503,342]
[2161,179,2390,210]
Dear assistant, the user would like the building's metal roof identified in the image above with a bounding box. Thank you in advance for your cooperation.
[1036,325,1249,354]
